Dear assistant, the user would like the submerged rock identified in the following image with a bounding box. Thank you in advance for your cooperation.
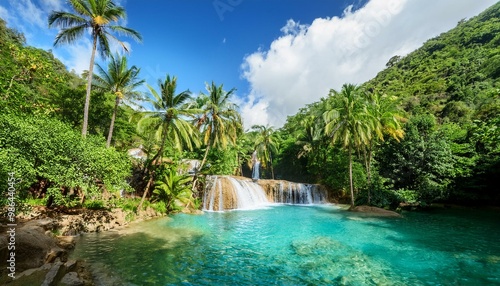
[349,205,402,217]
[59,272,84,286]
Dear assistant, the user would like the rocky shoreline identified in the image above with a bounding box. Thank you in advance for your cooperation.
[0,206,165,285]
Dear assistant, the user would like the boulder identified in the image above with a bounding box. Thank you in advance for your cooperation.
[59,272,84,286]
[14,225,59,271]
[41,261,65,286]
[56,236,76,249]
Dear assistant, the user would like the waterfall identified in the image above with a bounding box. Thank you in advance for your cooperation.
[203,176,329,211]
[270,181,328,204]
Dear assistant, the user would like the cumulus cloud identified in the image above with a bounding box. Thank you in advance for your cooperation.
[10,0,46,29]
[53,37,93,75]
[240,0,498,128]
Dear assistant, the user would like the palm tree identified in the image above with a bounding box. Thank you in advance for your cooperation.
[296,115,323,159]
[251,125,280,179]
[323,83,373,207]
[139,75,200,160]
[196,82,242,171]
[136,75,200,211]
[92,53,144,147]
[363,92,404,204]
[48,0,142,137]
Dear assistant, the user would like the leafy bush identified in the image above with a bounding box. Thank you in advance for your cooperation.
[0,113,132,208]
[83,200,107,210]
[152,164,193,212]
[376,115,455,204]
[150,201,167,213]
[396,189,420,204]
[356,171,400,208]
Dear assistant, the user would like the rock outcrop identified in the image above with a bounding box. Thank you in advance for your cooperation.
[349,205,402,217]
[0,206,164,285]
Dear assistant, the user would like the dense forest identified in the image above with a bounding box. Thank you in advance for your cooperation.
[0,1,499,216]
[275,3,500,207]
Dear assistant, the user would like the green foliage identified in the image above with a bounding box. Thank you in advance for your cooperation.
[107,197,141,215]
[195,82,243,170]
[83,199,107,210]
[0,18,81,115]
[0,113,132,208]
[205,147,239,175]
[251,125,280,179]
[396,189,420,204]
[150,201,167,214]
[92,52,145,147]
[152,165,193,212]
[138,75,200,159]
[366,3,500,125]
[356,170,399,208]
[48,0,142,136]
[377,115,455,203]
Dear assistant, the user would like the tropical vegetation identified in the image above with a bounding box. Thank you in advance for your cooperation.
[1,1,499,216]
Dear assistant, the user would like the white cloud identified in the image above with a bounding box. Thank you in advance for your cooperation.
[234,95,270,130]
[241,0,498,128]
[53,38,93,75]
[40,0,64,12]
[280,19,308,36]
[10,0,46,29]
[0,5,11,23]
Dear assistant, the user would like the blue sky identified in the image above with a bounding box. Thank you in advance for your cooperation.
[0,0,497,128]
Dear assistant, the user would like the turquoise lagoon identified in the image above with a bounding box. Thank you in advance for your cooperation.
[71,205,500,285]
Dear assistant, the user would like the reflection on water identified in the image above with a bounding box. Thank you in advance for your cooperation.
[71,205,500,285]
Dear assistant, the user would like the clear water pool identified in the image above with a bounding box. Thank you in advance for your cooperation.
[71,205,500,285]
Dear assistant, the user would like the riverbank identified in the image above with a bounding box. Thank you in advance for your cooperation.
[0,206,166,285]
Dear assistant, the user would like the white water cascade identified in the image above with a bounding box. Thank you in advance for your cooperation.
[203,176,329,211]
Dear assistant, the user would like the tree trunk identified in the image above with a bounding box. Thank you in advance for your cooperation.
[270,154,275,180]
[348,144,355,207]
[367,142,373,205]
[82,34,98,138]
[362,143,372,205]
[192,144,211,192]
[137,170,154,213]
[148,121,170,168]
[199,144,211,171]
[106,97,120,148]
[138,122,170,210]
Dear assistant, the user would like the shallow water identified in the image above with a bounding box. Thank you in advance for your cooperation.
[71,205,500,285]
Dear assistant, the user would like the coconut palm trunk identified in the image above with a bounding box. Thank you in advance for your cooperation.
[82,34,98,137]
[348,144,355,207]
[106,96,120,147]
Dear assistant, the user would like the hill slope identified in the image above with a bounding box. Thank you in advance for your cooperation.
[366,2,500,123]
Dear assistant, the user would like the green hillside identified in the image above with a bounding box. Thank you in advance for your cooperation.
[277,3,500,206]
[366,2,500,123]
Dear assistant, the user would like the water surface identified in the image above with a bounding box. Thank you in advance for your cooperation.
[71,205,500,285]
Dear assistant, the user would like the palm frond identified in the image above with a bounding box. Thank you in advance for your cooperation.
[53,24,87,46]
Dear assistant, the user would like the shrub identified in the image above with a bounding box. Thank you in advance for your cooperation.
[0,113,132,208]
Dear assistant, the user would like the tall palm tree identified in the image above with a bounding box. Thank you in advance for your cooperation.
[139,75,200,164]
[196,82,242,170]
[92,53,144,147]
[251,125,280,179]
[136,75,200,211]
[48,0,142,137]
[363,92,404,204]
[323,83,373,207]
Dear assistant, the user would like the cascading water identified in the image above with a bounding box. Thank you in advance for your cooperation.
[203,176,329,211]
[269,181,328,204]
